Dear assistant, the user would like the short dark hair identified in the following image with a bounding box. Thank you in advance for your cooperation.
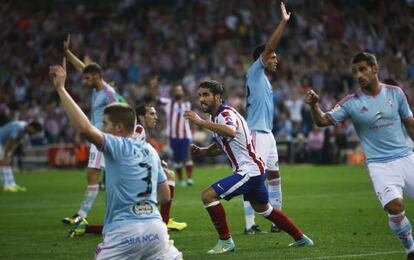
[351,52,378,67]
[104,103,136,133]
[198,80,224,96]
[252,43,266,61]
[82,63,103,77]
[27,121,42,132]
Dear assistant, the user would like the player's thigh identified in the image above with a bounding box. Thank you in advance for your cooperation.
[244,175,269,209]
[211,173,251,201]
[88,144,105,170]
[401,154,414,200]
[367,160,404,208]
[95,221,181,260]
[253,132,279,171]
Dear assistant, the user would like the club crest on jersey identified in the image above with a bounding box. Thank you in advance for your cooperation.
[387,98,393,107]
[132,202,153,215]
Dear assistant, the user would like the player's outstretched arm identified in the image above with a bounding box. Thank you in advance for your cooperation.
[403,118,414,141]
[184,111,236,138]
[149,76,160,102]
[261,2,291,64]
[305,89,332,127]
[49,58,103,148]
[190,143,223,157]
[63,34,86,73]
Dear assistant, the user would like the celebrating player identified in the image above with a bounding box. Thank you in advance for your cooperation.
[305,52,414,259]
[62,34,123,225]
[50,58,182,259]
[242,1,290,234]
[0,120,42,192]
[184,80,313,254]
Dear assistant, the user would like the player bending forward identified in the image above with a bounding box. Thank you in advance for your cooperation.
[184,80,313,254]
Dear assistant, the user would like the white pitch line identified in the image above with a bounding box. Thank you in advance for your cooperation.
[298,250,403,260]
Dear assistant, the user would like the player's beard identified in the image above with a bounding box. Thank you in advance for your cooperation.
[200,102,212,113]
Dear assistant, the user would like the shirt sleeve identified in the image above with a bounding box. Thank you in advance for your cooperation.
[397,89,413,121]
[101,133,123,159]
[247,58,265,80]
[216,110,238,131]
[159,97,171,106]
[326,103,349,125]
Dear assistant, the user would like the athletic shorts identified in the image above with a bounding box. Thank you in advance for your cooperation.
[88,144,105,169]
[211,173,268,204]
[95,221,182,260]
[251,131,279,171]
[367,153,414,208]
[170,138,192,165]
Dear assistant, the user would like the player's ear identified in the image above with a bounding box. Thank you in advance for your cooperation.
[372,64,379,74]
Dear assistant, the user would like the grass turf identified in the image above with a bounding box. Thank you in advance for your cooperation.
[0,165,412,259]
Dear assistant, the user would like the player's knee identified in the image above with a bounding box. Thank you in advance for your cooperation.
[267,170,280,180]
[87,168,100,184]
[201,188,217,204]
[384,198,404,214]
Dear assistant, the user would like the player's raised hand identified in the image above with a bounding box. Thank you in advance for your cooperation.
[184,110,204,126]
[49,57,67,90]
[304,89,320,105]
[63,34,71,53]
[280,2,291,22]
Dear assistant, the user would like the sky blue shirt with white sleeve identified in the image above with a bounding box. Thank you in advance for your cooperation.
[91,82,119,129]
[0,121,27,145]
[327,83,413,164]
[245,58,274,133]
[100,133,167,235]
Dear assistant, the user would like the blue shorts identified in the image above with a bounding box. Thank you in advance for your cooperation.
[170,138,191,162]
[211,173,268,204]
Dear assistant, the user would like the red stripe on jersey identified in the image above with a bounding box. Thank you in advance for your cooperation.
[227,106,265,173]
[338,94,355,106]
[223,139,239,171]
[183,103,188,139]
[176,111,181,138]
[169,101,174,138]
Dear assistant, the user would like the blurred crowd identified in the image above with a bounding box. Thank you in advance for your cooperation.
[0,0,413,163]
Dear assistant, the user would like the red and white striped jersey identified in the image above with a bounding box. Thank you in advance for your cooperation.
[159,97,192,140]
[212,103,265,177]
[134,123,146,141]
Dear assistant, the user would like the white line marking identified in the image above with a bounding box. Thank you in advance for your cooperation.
[298,250,403,259]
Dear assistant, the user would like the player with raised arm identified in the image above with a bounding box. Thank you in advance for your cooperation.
[62,35,123,225]
[305,52,414,260]
[50,58,182,259]
[150,77,194,187]
[243,1,291,234]
[67,104,187,237]
[184,80,313,254]
[0,121,42,192]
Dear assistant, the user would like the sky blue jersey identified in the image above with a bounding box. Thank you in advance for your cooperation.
[245,58,274,133]
[91,82,119,129]
[100,133,167,235]
[0,121,26,145]
[327,83,413,164]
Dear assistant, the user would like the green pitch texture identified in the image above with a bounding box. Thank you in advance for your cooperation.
[1,165,412,259]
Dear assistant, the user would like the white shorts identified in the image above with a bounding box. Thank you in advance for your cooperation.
[95,221,182,260]
[88,144,105,169]
[367,154,414,208]
[251,131,279,171]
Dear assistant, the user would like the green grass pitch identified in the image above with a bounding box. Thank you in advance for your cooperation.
[1,165,412,259]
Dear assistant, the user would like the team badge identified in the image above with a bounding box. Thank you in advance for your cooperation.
[132,202,153,215]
